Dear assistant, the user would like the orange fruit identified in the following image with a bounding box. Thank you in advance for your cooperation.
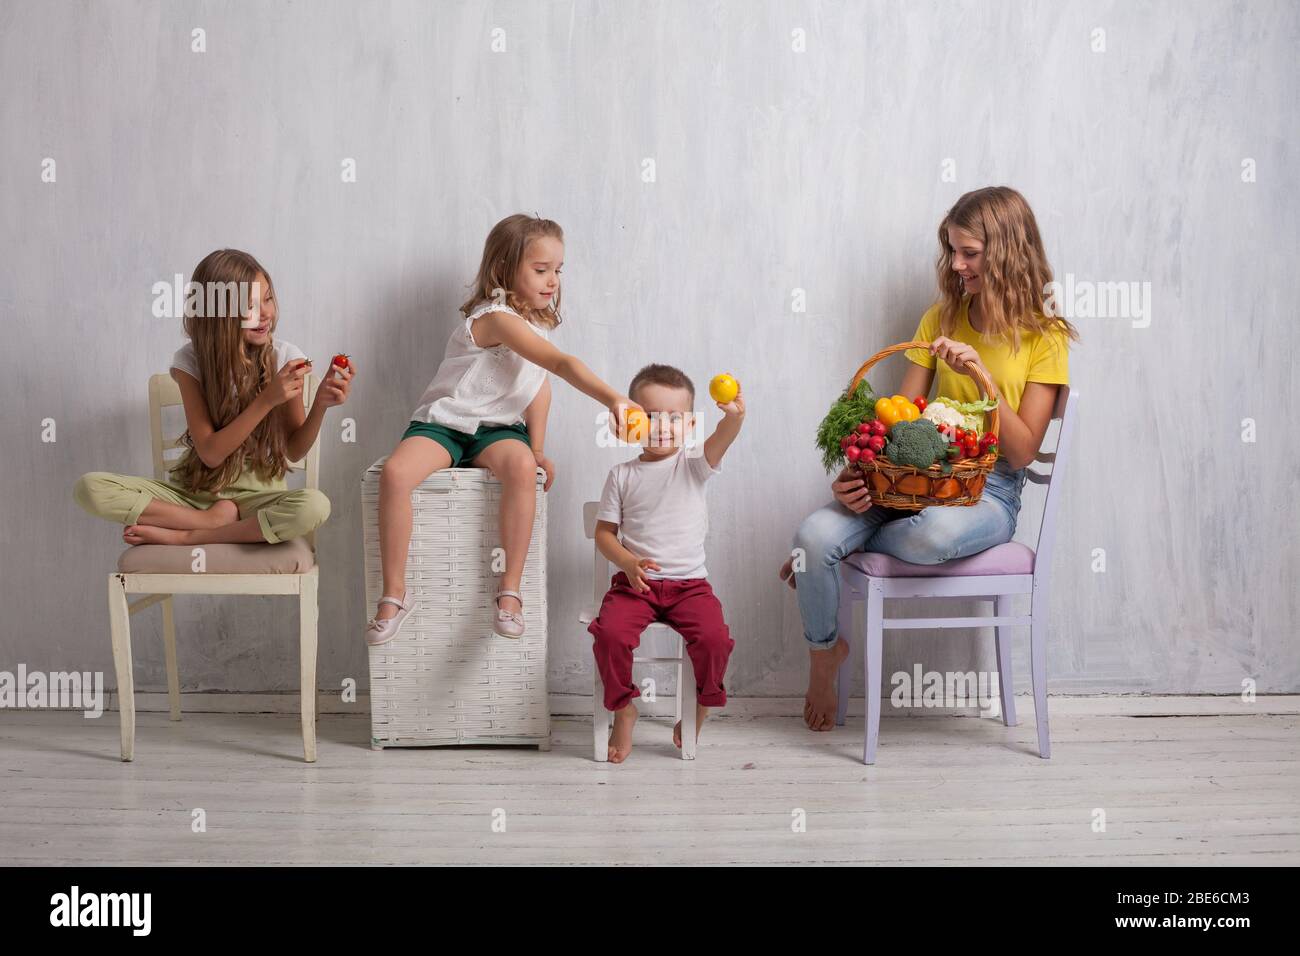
[709,373,739,404]
[623,409,649,444]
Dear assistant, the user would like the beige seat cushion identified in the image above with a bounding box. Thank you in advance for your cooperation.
[117,537,316,574]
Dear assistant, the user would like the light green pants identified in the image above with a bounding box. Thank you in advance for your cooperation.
[73,469,330,544]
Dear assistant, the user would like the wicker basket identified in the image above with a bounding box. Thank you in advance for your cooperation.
[362,461,550,750]
[848,340,1000,510]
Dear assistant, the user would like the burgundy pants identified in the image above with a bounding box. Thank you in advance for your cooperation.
[587,572,734,712]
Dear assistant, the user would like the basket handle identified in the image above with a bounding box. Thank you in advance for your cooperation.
[847,340,1000,439]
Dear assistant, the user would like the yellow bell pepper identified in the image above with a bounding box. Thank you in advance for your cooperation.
[874,397,901,428]
[889,395,921,422]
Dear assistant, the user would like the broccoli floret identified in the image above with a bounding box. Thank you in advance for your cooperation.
[883,419,949,470]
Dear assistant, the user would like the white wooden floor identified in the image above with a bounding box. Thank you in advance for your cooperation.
[2,704,1297,866]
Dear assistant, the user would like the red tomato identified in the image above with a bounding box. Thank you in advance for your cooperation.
[913,396,927,413]
[331,353,351,371]
[955,428,966,441]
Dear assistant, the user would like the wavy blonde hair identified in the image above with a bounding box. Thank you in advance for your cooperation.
[935,187,1080,355]
[460,213,564,329]
[169,249,292,494]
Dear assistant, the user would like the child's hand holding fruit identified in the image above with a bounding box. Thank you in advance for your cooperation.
[613,396,649,444]
[261,357,310,409]
[316,353,355,409]
[709,373,745,418]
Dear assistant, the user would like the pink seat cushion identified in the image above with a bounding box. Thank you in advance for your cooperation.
[843,541,1035,578]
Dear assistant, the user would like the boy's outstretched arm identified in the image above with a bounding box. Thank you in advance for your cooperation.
[703,390,746,469]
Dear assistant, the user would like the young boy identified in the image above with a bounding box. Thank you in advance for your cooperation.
[587,364,744,762]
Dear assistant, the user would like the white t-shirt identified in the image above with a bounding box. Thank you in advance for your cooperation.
[409,302,550,433]
[170,338,307,383]
[595,447,722,580]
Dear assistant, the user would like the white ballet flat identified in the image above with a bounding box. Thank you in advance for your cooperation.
[493,589,525,640]
[366,594,416,646]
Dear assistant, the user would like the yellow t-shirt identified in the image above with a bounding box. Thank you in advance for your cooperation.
[904,299,1070,428]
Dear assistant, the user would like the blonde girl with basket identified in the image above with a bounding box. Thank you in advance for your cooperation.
[781,186,1080,731]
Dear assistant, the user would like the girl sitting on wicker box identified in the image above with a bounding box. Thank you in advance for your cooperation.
[587,364,745,763]
[367,214,644,644]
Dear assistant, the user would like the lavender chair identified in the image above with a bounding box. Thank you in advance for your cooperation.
[835,386,1077,763]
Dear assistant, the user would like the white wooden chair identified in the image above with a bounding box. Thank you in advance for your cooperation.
[578,501,697,761]
[107,373,322,762]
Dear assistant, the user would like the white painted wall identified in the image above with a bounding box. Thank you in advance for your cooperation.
[2,1,1295,697]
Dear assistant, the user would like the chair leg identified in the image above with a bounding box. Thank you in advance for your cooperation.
[680,644,697,761]
[107,575,135,762]
[593,664,610,762]
[863,579,883,765]
[993,595,1017,727]
[299,571,318,763]
[1030,603,1050,759]
[161,596,181,722]
[835,580,857,727]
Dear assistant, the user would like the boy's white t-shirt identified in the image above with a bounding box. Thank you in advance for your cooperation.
[595,447,721,580]
[170,339,307,383]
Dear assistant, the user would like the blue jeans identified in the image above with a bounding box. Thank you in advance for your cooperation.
[792,459,1028,648]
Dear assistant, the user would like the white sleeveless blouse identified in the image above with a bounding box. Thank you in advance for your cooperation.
[409,302,550,433]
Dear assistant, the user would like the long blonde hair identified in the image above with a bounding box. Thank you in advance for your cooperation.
[169,249,292,494]
[460,214,564,329]
[935,187,1080,354]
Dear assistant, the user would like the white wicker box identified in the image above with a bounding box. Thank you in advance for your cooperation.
[362,460,550,749]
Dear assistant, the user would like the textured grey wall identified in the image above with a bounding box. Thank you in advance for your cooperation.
[2,1,1295,698]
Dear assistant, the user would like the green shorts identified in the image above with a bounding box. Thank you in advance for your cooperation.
[401,420,531,467]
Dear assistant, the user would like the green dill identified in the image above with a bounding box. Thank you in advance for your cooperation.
[814,378,878,473]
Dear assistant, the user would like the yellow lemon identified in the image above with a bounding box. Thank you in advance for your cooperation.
[623,409,649,444]
[709,373,739,404]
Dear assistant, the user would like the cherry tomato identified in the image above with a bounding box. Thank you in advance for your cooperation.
[913,396,927,413]
[955,428,966,442]
[331,353,350,371]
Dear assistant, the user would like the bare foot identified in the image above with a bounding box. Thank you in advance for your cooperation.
[673,703,709,748]
[373,588,408,622]
[608,702,637,763]
[779,556,797,590]
[205,498,240,528]
[804,638,850,731]
[123,525,191,547]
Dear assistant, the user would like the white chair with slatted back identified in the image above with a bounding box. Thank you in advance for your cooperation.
[106,373,322,762]
[579,501,697,761]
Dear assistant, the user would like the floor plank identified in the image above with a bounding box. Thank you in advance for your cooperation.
[1,711,1296,865]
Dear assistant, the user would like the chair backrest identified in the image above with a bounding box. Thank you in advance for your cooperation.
[583,501,608,607]
[1023,385,1078,584]
[148,372,321,546]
